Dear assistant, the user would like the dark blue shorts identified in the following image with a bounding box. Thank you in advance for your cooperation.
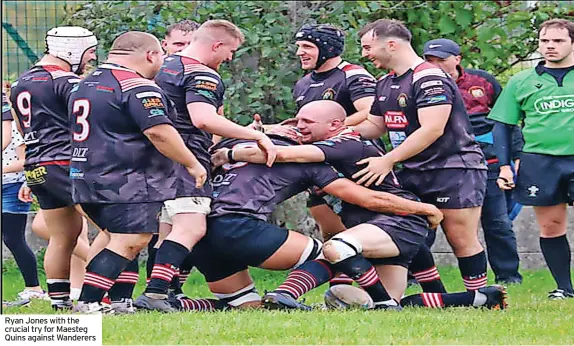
[2,182,31,214]
[81,202,163,234]
[190,214,289,282]
[25,163,73,210]
[398,168,487,209]
[514,153,574,206]
[357,213,429,268]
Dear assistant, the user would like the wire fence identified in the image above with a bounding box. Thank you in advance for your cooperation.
[1,0,84,80]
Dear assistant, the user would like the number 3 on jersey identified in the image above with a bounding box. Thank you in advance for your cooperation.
[72,99,91,142]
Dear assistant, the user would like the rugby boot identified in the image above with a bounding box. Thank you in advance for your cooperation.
[134,293,177,313]
[262,291,312,311]
[478,285,508,310]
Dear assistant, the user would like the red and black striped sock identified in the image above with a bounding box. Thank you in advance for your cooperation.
[334,255,393,305]
[410,244,447,293]
[401,291,482,308]
[458,251,488,291]
[275,259,334,299]
[329,273,354,287]
[146,240,189,296]
[79,249,130,303]
[108,257,139,301]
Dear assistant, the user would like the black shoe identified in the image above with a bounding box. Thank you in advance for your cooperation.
[262,291,312,311]
[52,300,73,311]
[478,285,508,310]
[134,294,177,313]
[3,299,31,308]
[548,289,574,300]
[496,277,522,285]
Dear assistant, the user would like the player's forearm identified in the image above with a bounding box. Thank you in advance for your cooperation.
[198,114,264,141]
[232,147,267,164]
[366,192,438,216]
[350,118,385,139]
[144,124,201,168]
[386,126,441,164]
[344,109,369,126]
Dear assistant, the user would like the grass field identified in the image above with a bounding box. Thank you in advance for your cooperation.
[2,261,574,345]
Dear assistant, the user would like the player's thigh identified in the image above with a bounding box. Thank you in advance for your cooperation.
[260,230,312,270]
[533,204,568,237]
[375,264,407,302]
[31,209,50,240]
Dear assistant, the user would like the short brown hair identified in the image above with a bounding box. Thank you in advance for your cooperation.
[539,19,574,42]
[110,31,161,53]
[195,19,245,44]
[166,20,200,37]
[359,19,412,42]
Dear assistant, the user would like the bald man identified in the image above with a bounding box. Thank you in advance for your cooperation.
[70,31,206,313]
[213,100,506,311]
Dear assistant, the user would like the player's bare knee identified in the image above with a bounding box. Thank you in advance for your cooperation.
[323,234,362,264]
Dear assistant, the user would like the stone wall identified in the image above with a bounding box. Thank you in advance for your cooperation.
[2,197,573,269]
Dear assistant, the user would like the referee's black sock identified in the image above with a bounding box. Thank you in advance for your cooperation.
[540,235,573,293]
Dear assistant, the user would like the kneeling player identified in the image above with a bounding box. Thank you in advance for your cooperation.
[168,134,442,312]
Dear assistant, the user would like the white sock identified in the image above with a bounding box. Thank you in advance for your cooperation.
[472,291,487,306]
[70,288,82,301]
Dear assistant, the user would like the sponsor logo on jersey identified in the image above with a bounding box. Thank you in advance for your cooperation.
[534,94,574,114]
[384,111,408,129]
[70,167,84,179]
[436,197,450,203]
[427,95,448,103]
[296,95,305,102]
[142,97,165,109]
[468,86,485,98]
[379,96,387,102]
[149,108,166,117]
[195,89,216,100]
[309,82,325,87]
[397,93,408,108]
[322,88,336,100]
[195,80,218,91]
[420,80,443,89]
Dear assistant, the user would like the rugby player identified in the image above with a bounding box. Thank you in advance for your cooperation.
[423,38,523,285]
[169,132,442,312]
[217,100,506,310]
[69,31,207,313]
[349,19,489,292]
[293,23,377,286]
[134,20,277,312]
[489,19,574,299]
[10,26,97,310]
[162,20,200,56]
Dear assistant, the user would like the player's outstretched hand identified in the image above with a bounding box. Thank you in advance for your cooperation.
[18,184,33,203]
[426,205,443,230]
[211,148,229,168]
[186,163,207,188]
[353,155,393,187]
[497,165,515,190]
[256,134,277,167]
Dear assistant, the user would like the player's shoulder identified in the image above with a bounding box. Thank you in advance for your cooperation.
[412,61,449,83]
[337,61,375,80]
[180,55,221,79]
[507,68,537,86]
[102,63,161,93]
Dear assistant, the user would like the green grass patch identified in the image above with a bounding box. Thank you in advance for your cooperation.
[2,262,573,344]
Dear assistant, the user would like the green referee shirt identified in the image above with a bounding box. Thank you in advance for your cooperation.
[488,62,574,156]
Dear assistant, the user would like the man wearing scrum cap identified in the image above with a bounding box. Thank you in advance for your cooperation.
[423,38,523,285]
[292,24,378,287]
[10,26,97,310]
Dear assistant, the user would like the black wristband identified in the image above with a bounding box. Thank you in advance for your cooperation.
[227,149,237,164]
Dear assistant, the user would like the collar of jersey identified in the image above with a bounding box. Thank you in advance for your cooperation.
[99,63,146,78]
[535,60,574,75]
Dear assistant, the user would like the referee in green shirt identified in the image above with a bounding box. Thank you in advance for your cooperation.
[489,19,574,300]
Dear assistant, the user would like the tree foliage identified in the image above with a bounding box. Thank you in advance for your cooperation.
[63,0,574,124]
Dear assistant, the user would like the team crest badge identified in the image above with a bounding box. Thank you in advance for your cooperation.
[469,86,485,98]
[322,88,336,100]
[397,93,408,108]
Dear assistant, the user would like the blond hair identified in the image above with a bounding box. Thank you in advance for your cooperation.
[194,19,245,44]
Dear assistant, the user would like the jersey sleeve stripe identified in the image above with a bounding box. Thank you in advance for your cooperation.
[412,68,448,83]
